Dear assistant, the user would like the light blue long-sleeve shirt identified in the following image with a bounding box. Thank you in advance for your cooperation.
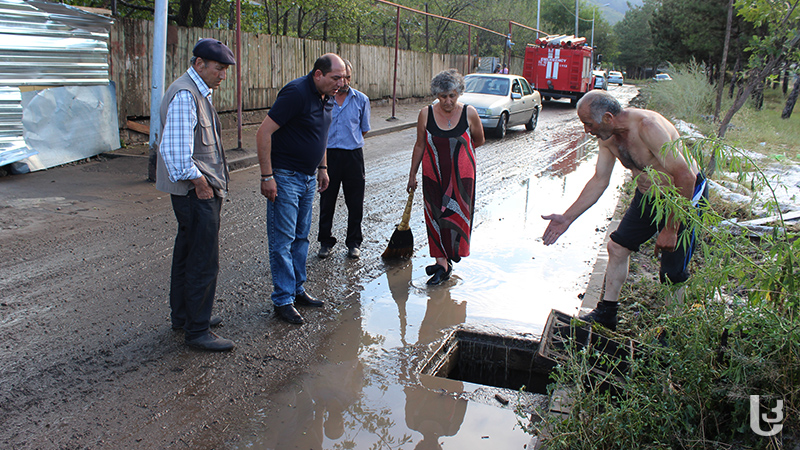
[327,87,371,150]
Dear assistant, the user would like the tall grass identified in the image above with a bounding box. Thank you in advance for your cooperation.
[723,88,800,160]
[642,61,717,125]
[520,63,800,449]
[641,61,800,160]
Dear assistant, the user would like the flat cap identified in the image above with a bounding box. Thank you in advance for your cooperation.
[193,38,236,65]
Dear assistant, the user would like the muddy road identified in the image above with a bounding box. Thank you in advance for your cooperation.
[0,86,637,449]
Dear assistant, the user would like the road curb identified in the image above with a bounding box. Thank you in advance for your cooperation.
[224,121,417,173]
[367,121,416,138]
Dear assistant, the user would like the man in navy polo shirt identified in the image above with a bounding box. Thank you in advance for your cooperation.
[256,53,347,325]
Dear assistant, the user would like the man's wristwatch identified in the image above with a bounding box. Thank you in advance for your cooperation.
[261,174,274,182]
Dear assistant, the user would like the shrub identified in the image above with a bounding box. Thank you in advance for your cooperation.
[643,61,717,126]
[522,136,800,449]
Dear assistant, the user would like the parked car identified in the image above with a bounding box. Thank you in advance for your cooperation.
[460,73,542,138]
[607,70,624,86]
[592,71,608,90]
[653,73,673,82]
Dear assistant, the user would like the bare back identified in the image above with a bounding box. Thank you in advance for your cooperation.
[602,108,699,194]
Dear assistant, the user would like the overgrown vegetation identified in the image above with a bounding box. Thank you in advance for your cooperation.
[642,61,718,126]
[521,65,800,449]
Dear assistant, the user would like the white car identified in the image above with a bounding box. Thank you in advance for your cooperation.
[460,74,542,138]
[653,73,673,82]
[593,71,608,90]
[607,71,624,86]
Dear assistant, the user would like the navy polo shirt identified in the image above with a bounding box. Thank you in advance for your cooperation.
[268,71,333,175]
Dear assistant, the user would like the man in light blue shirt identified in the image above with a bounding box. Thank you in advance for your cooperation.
[317,60,371,260]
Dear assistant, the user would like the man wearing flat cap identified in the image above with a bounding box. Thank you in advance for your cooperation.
[155,38,236,351]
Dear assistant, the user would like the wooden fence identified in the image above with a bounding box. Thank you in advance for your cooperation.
[109,18,470,122]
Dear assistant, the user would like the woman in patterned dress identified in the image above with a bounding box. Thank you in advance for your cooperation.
[407,69,485,285]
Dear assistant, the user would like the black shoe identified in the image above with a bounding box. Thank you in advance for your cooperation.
[426,263,452,285]
[275,304,304,324]
[578,301,618,331]
[294,291,324,307]
[172,315,223,331]
[318,245,333,259]
[185,331,234,351]
[347,246,361,259]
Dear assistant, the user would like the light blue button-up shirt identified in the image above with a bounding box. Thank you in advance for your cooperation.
[327,87,371,150]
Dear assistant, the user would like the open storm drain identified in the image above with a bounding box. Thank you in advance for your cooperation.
[420,328,552,394]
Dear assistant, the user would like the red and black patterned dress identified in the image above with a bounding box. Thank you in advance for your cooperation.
[421,104,476,263]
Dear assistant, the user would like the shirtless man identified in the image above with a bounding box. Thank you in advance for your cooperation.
[542,90,708,330]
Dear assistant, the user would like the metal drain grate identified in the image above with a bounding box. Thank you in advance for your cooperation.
[420,328,551,393]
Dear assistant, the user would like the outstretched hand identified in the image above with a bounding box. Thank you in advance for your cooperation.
[542,214,570,245]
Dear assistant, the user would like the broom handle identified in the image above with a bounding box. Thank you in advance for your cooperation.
[397,189,414,231]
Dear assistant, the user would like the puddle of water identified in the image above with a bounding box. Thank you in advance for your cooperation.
[232,141,626,449]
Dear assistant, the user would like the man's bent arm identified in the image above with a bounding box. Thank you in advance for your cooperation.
[256,115,281,201]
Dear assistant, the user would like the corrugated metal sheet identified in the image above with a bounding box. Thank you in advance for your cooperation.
[0,0,113,168]
[0,86,36,166]
[0,0,113,86]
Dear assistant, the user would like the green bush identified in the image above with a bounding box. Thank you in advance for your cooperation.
[521,128,800,449]
[530,295,798,449]
[643,61,718,125]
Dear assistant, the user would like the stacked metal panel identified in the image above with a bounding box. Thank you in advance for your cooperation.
[0,0,113,86]
[0,86,34,166]
[0,0,114,169]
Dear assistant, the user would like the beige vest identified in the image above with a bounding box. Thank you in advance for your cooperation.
[155,72,229,197]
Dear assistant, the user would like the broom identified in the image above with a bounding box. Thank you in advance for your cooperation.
[382,189,415,259]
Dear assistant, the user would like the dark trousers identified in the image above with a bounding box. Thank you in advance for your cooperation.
[170,190,222,340]
[318,147,365,249]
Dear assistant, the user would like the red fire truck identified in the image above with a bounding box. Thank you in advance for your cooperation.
[522,35,594,106]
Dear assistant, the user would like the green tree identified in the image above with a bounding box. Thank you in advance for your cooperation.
[717,0,800,137]
[613,0,657,77]
[649,0,729,68]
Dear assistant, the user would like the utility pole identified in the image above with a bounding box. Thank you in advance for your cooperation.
[425,3,429,52]
[147,0,167,181]
[536,0,540,39]
[574,0,579,37]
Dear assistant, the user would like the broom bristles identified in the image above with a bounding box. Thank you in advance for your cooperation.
[382,190,415,259]
[381,227,413,259]
[381,246,413,259]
